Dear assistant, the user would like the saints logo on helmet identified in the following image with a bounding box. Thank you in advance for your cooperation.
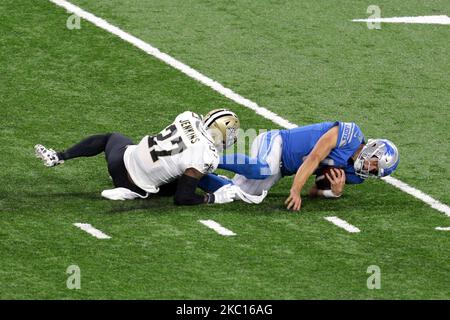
[354,139,399,179]
[203,109,240,152]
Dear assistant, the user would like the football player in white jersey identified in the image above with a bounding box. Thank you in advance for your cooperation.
[34,109,258,205]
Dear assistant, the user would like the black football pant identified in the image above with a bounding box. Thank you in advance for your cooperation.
[57,133,178,197]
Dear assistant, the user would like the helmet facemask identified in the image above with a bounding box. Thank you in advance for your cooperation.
[354,154,380,179]
[354,139,399,179]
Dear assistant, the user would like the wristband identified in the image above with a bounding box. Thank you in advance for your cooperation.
[205,193,215,204]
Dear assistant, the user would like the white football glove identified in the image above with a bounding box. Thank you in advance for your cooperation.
[234,188,268,204]
[213,185,237,204]
[101,188,148,201]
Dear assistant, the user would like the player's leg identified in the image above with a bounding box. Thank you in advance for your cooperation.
[219,154,270,179]
[197,173,268,204]
[231,132,283,196]
[232,172,281,196]
[102,133,148,199]
[35,134,113,167]
[218,131,279,179]
[59,134,114,160]
[198,174,233,193]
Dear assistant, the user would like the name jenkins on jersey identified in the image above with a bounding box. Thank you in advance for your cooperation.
[123,112,219,194]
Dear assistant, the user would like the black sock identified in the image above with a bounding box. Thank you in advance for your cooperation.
[58,134,112,161]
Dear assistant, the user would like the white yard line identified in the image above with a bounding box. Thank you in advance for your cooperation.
[49,0,296,130]
[352,15,450,25]
[49,0,450,217]
[383,177,450,217]
[435,227,450,231]
[324,217,361,233]
[199,220,236,236]
[74,223,111,239]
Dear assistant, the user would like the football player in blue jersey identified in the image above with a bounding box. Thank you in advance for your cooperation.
[198,121,399,211]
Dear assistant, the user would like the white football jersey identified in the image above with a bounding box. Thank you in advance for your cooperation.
[123,111,219,194]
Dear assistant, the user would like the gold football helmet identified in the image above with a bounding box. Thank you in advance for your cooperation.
[203,109,240,151]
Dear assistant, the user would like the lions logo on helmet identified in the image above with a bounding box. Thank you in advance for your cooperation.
[354,139,399,179]
[203,109,240,152]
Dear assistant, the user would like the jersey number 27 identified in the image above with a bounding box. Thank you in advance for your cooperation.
[147,124,187,162]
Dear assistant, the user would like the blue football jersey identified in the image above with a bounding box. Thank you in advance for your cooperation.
[279,121,365,184]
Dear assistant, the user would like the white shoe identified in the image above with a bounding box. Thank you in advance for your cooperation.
[101,188,149,201]
[34,144,64,167]
[234,187,268,204]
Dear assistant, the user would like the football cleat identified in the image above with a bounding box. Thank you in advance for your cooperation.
[34,144,64,167]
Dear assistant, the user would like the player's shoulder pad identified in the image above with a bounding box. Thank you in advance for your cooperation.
[337,122,363,148]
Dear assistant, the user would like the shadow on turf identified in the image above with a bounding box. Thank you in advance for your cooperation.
[107,199,175,214]
[21,191,175,213]
[22,192,174,212]
[22,191,100,200]
[19,189,414,216]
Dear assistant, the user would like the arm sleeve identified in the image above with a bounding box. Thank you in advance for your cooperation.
[174,174,215,205]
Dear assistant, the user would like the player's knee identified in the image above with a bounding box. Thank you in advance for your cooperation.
[101,133,114,144]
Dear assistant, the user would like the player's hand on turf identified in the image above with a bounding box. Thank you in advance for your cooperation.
[325,168,345,197]
[285,188,302,211]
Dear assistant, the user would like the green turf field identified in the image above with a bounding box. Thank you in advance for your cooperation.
[0,0,449,299]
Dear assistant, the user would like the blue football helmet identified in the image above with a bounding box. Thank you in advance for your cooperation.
[354,139,399,179]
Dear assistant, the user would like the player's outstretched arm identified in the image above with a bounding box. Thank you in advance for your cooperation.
[174,168,236,205]
[285,126,339,211]
[174,168,210,205]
